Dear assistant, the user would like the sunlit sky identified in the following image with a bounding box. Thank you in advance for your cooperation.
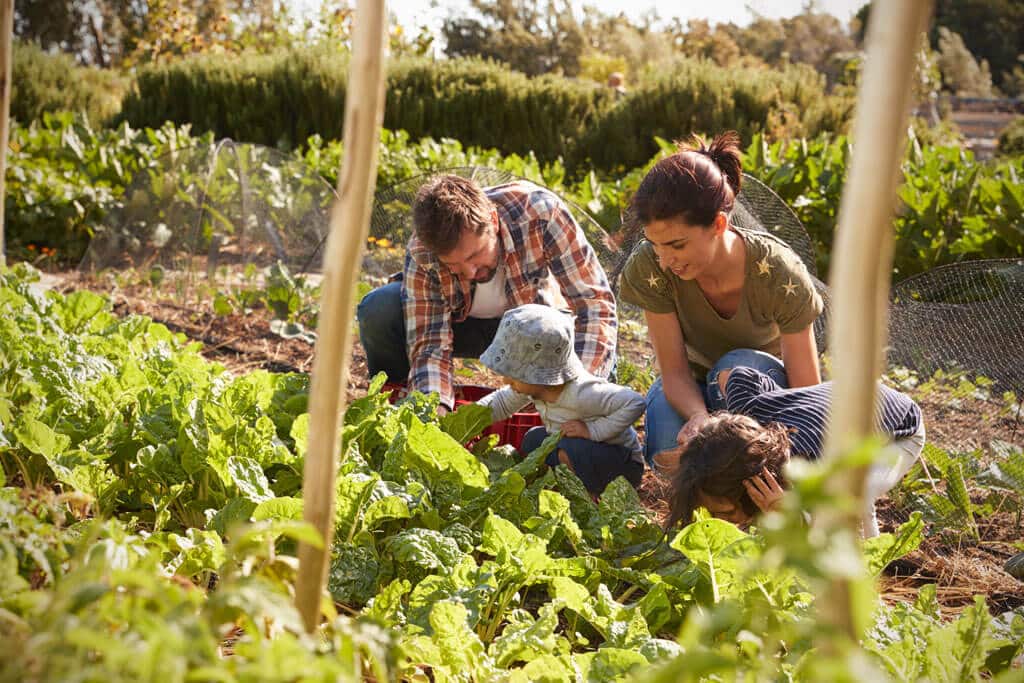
[293,0,867,37]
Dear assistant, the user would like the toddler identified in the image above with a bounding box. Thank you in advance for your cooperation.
[477,304,645,496]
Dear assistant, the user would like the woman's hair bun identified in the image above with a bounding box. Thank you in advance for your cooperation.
[678,131,743,196]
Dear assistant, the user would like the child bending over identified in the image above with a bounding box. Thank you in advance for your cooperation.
[477,304,645,495]
[665,366,925,536]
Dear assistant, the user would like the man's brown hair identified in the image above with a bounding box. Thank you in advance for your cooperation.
[412,175,493,255]
[665,413,791,529]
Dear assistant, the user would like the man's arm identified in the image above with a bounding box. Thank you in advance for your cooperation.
[539,195,617,378]
[403,253,457,409]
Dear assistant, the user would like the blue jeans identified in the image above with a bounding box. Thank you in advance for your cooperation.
[356,280,501,383]
[520,426,643,495]
[643,349,788,464]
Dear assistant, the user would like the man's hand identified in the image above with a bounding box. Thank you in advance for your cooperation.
[743,469,785,514]
[561,420,591,439]
[436,404,450,418]
[676,411,710,447]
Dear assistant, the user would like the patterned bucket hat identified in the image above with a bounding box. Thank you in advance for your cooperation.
[480,304,585,386]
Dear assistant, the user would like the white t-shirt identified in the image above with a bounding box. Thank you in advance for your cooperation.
[468,266,509,319]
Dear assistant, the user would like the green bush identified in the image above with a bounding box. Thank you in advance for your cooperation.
[572,58,854,172]
[119,49,612,160]
[11,42,127,124]
[117,49,854,174]
[746,131,1024,277]
[997,115,1024,156]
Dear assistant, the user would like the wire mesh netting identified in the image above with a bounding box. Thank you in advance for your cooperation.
[81,140,336,291]
[889,258,1024,393]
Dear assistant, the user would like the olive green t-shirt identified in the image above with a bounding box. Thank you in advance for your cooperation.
[618,227,823,382]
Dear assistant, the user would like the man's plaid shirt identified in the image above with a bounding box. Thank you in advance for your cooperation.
[401,181,618,408]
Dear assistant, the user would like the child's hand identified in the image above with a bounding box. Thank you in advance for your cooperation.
[743,469,785,513]
[561,420,591,439]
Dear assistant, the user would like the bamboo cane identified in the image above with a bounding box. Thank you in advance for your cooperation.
[819,0,933,640]
[0,0,13,269]
[295,0,387,633]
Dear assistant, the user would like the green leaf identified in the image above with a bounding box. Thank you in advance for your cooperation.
[576,647,648,682]
[863,512,924,577]
[440,402,494,444]
[14,417,70,458]
[922,597,996,682]
[363,578,411,628]
[164,528,226,578]
[670,517,749,603]
[226,456,274,503]
[489,601,565,668]
[362,496,411,530]
[209,497,257,537]
[289,413,309,459]
[252,496,303,521]
[385,528,467,582]
[60,290,107,332]
[328,543,380,606]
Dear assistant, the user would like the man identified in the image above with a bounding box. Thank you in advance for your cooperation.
[356,174,617,412]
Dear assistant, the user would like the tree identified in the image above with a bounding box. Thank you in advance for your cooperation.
[860,0,1024,91]
[935,27,996,97]
[442,0,586,76]
[932,0,1024,91]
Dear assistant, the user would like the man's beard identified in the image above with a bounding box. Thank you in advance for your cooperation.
[472,266,498,283]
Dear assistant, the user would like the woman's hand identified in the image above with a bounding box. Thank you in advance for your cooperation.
[676,411,710,446]
[561,420,591,439]
[743,469,785,513]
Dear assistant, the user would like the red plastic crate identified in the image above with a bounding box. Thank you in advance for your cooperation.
[381,382,542,450]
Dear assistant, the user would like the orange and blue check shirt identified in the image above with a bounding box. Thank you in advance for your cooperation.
[401,181,618,408]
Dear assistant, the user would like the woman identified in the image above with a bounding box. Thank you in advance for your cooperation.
[618,131,823,470]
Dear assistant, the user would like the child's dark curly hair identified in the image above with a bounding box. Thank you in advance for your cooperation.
[665,413,792,529]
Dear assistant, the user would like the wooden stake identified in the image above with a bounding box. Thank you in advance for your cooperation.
[295,0,387,633]
[0,0,13,269]
[820,0,933,640]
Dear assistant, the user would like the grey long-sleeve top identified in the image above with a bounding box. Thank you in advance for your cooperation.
[478,371,645,455]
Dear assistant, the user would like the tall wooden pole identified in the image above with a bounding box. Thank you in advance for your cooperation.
[295,0,387,633]
[0,0,14,269]
[819,0,933,639]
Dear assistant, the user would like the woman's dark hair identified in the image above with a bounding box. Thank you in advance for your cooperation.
[630,131,743,228]
[665,413,791,529]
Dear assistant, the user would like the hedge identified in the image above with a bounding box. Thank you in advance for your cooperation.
[118,49,612,160]
[12,42,127,125]
[117,49,851,172]
[571,59,854,171]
